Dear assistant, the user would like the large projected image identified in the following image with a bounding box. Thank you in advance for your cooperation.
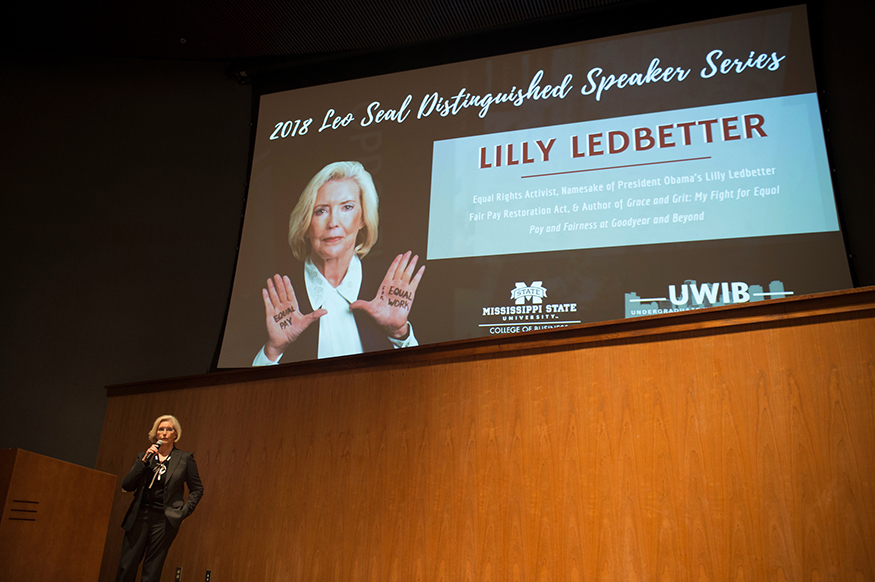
[217,5,852,368]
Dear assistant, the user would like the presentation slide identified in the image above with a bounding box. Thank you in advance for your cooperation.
[217,5,852,368]
[429,94,836,259]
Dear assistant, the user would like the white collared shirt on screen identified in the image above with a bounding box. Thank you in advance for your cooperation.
[306,254,364,358]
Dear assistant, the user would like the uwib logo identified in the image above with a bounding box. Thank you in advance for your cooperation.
[511,281,547,304]
[625,279,793,317]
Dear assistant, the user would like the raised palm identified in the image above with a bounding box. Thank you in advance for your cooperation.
[351,251,425,338]
[262,274,326,361]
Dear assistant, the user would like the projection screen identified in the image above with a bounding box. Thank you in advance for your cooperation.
[217,4,852,368]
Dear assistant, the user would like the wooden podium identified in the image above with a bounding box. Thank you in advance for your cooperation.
[0,449,116,582]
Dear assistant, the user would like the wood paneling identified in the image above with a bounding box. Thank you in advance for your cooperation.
[0,449,116,582]
[97,289,875,581]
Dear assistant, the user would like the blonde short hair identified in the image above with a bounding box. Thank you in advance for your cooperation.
[287,161,380,262]
[148,415,182,444]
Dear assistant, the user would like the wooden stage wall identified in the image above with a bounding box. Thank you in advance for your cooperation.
[96,289,875,581]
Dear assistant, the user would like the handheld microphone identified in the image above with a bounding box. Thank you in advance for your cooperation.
[144,440,164,462]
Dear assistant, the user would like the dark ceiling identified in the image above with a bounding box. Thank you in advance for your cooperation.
[13,0,628,62]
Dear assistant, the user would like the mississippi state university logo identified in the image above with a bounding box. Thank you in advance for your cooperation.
[481,280,581,335]
[511,281,547,304]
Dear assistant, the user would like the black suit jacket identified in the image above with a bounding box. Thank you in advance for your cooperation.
[120,448,204,530]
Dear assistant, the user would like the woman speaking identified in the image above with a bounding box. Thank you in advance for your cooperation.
[115,415,203,582]
[254,161,425,364]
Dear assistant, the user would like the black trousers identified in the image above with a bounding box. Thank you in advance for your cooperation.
[116,508,180,582]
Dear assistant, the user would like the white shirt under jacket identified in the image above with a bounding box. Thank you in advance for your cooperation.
[253,255,417,365]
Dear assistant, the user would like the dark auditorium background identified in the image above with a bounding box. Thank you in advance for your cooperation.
[1,0,873,468]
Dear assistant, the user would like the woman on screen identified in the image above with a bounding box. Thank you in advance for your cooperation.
[253,161,425,365]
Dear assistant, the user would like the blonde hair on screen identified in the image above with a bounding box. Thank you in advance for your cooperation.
[287,161,380,262]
